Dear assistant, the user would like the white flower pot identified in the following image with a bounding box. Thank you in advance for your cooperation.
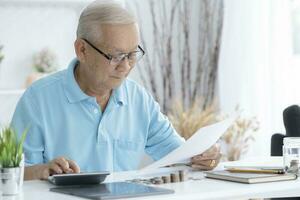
[0,167,23,195]
[0,154,24,196]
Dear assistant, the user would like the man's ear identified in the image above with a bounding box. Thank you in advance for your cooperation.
[74,39,87,62]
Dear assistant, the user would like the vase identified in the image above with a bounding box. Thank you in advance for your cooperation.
[0,167,23,195]
[25,72,47,87]
[0,154,24,195]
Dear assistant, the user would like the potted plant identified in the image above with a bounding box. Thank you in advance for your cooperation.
[25,47,57,87]
[0,45,4,64]
[0,45,4,77]
[221,107,259,161]
[168,101,260,161]
[0,127,28,195]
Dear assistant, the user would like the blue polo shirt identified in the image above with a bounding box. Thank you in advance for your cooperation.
[11,59,184,172]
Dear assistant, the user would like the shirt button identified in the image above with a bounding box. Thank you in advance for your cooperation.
[93,109,98,114]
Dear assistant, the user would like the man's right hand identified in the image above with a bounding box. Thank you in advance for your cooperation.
[24,157,81,180]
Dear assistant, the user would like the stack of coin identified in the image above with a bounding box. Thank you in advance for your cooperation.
[179,170,188,182]
[171,172,180,183]
[150,177,164,185]
[288,159,299,174]
[144,170,190,185]
[162,175,171,183]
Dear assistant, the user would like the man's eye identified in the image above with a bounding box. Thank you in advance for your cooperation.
[128,53,137,59]
[112,55,124,61]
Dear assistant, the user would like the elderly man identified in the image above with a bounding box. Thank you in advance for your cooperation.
[11,0,221,180]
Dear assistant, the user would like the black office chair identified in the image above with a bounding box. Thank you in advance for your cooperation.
[271,105,300,156]
[270,105,300,200]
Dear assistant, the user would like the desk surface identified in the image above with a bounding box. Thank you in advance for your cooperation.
[3,157,300,200]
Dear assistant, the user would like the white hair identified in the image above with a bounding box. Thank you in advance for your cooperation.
[77,0,137,43]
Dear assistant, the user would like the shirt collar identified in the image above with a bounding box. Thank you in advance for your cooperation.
[63,58,90,103]
[63,58,127,106]
[113,83,127,106]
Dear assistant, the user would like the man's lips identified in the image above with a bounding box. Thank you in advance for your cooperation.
[110,76,123,79]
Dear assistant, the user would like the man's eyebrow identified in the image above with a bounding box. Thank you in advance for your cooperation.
[110,45,139,53]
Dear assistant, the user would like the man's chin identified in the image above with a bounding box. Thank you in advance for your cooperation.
[110,78,125,88]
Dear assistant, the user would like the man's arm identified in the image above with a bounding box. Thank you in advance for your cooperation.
[11,88,45,166]
[24,164,48,180]
[142,88,221,169]
[11,88,80,180]
[143,90,184,160]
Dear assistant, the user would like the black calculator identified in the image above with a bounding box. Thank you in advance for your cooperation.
[48,171,110,186]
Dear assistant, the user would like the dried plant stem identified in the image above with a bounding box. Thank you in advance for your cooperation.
[133,1,159,102]
[132,0,224,114]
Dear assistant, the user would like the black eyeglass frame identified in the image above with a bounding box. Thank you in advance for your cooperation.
[82,38,145,64]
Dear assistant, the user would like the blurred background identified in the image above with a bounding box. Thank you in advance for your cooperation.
[0,0,299,161]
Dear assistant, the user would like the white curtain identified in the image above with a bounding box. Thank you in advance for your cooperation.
[219,0,300,157]
[268,0,299,134]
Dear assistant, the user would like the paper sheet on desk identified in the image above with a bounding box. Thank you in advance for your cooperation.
[141,118,234,171]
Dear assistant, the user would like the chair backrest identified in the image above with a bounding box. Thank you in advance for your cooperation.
[271,133,285,156]
[283,105,300,137]
[271,105,300,156]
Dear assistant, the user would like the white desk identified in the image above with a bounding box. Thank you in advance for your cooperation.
[3,157,300,200]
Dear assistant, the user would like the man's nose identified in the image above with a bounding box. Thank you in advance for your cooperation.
[117,57,132,71]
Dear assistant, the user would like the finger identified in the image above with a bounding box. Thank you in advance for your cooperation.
[192,153,220,162]
[49,162,63,174]
[192,159,212,166]
[192,154,222,168]
[192,144,219,159]
[40,167,50,180]
[191,164,214,171]
[192,158,218,167]
[205,153,222,163]
[55,157,71,173]
[192,145,221,161]
[67,159,80,173]
[192,154,203,160]
[202,144,220,157]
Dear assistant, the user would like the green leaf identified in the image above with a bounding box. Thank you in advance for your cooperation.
[0,126,29,168]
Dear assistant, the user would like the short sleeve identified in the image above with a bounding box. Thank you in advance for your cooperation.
[10,88,44,166]
[144,91,184,160]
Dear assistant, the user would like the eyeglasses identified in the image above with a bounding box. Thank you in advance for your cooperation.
[82,38,145,66]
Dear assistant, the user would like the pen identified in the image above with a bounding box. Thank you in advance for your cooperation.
[226,168,285,174]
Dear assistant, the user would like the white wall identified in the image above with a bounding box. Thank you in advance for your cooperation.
[0,0,128,125]
[0,0,90,126]
[0,89,24,127]
[0,0,92,89]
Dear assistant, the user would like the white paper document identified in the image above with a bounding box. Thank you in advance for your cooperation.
[141,118,234,171]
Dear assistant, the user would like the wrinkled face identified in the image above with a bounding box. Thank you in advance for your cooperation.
[77,23,139,90]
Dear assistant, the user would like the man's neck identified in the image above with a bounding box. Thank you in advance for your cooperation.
[74,63,112,107]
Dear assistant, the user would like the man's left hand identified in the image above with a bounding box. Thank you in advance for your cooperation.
[191,143,221,170]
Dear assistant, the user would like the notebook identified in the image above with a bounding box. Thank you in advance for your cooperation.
[50,181,174,199]
[205,170,297,184]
